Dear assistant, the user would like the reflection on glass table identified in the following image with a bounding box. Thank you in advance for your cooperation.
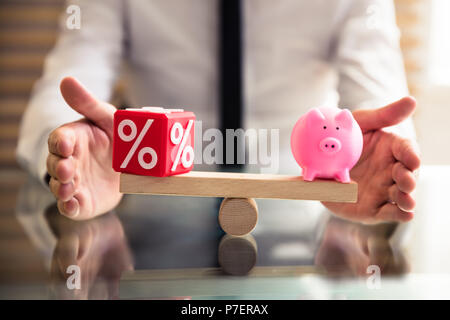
[45,206,133,299]
[2,165,450,299]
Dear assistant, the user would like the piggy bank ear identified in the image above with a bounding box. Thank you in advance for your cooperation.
[305,108,325,127]
[335,109,353,129]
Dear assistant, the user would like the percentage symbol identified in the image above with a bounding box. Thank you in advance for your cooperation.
[118,119,158,170]
[170,120,194,171]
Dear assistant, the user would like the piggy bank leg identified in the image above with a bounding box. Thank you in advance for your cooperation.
[335,169,351,183]
[302,168,317,181]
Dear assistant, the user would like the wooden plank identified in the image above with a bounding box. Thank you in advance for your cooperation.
[120,171,358,203]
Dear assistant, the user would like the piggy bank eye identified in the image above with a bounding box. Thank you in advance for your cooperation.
[323,126,327,129]
[336,127,339,130]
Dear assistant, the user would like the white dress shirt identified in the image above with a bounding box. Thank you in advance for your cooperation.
[17,0,410,181]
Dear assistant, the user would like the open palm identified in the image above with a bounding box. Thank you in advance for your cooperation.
[47,77,122,219]
[323,97,420,223]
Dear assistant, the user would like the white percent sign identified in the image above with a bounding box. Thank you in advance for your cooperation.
[118,119,158,170]
[171,120,194,171]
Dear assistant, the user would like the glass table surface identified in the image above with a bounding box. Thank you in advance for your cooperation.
[0,165,449,299]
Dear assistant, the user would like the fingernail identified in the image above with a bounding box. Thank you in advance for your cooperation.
[63,201,79,218]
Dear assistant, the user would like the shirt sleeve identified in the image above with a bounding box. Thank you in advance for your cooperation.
[16,0,124,183]
[334,0,409,109]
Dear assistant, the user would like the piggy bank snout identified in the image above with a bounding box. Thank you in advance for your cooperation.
[319,137,341,154]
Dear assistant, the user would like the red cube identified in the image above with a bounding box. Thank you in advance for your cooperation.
[113,107,195,177]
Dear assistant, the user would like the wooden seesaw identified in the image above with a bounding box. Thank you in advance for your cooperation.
[120,171,357,236]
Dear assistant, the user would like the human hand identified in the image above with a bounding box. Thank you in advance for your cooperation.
[323,97,421,223]
[47,77,122,219]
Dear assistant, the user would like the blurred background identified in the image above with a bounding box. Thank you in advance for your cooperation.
[0,0,449,290]
[1,0,449,174]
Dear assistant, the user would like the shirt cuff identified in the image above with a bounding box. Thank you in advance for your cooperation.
[37,147,51,189]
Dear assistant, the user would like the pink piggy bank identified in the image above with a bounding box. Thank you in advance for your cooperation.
[290,107,363,183]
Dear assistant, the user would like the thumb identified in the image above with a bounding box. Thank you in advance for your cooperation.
[352,96,416,132]
[60,76,116,135]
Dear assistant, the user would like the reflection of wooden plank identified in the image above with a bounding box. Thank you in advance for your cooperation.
[121,265,322,281]
[120,266,324,299]
[120,172,358,203]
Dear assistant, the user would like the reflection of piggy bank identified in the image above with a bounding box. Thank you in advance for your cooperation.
[290,107,363,183]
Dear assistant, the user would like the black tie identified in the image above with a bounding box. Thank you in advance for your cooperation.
[219,0,243,170]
